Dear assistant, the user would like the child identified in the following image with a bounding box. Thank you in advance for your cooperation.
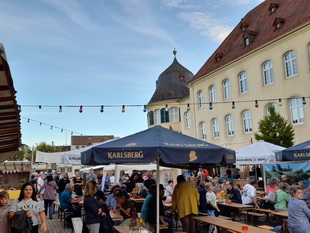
[0,190,11,232]
[205,182,220,216]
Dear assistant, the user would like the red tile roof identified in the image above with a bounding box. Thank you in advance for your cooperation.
[190,0,310,83]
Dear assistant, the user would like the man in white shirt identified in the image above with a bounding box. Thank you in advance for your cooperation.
[37,172,45,200]
[110,174,115,186]
[241,180,259,208]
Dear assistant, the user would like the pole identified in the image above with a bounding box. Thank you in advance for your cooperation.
[156,157,160,233]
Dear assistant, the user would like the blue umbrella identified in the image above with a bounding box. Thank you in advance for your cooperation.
[276,140,310,161]
[81,125,235,167]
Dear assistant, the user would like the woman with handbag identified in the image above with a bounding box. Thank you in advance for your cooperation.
[8,182,47,233]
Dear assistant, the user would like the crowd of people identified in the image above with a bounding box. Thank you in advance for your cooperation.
[1,168,310,233]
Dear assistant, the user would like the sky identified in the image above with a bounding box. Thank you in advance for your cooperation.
[0,0,263,148]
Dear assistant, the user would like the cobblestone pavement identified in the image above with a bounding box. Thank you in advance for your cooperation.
[45,215,73,233]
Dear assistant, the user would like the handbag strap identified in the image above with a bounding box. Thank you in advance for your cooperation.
[0,206,9,221]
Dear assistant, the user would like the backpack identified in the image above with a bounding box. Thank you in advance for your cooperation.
[268,192,277,204]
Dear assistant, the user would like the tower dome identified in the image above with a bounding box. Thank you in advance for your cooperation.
[148,50,194,104]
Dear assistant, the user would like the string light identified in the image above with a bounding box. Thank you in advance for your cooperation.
[39,105,41,109]
[18,105,21,112]
[61,129,63,132]
[79,106,83,113]
[27,119,30,123]
[303,97,306,105]
[255,100,259,108]
[100,105,104,113]
[122,105,125,113]
[50,126,53,130]
[187,103,190,111]
[232,101,236,109]
[165,104,169,111]
[59,105,62,113]
[40,122,42,126]
[209,102,213,110]
[279,98,283,107]
[143,105,147,112]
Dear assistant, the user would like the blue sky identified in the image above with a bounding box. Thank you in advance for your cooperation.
[0,0,263,147]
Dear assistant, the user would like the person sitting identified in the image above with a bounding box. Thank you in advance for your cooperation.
[226,181,242,204]
[274,182,291,211]
[106,185,121,209]
[60,183,82,218]
[241,180,259,208]
[146,184,173,233]
[114,189,137,220]
[136,183,148,198]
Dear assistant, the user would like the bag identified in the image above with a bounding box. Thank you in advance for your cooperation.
[268,192,277,204]
[99,212,114,233]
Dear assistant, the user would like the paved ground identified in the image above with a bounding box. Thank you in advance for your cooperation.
[45,214,72,233]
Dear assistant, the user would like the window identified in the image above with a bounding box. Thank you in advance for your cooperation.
[75,146,79,149]
[223,79,231,99]
[263,60,274,85]
[60,168,65,173]
[226,115,234,136]
[285,51,298,78]
[244,37,250,46]
[160,108,169,123]
[209,85,216,103]
[267,103,278,116]
[169,107,179,122]
[239,72,248,93]
[198,90,204,108]
[155,109,160,124]
[212,119,220,138]
[149,111,154,125]
[290,98,304,124]
[67,167,72,173]
[185,111,191,128]
[242,110,252,133]
[200,122,207,140]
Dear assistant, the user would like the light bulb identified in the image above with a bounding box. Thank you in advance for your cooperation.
[165,104,168,112]
[59,105,62,113]
[100,105,104,113]
[79,105,83,113]
[255,100,259,108]
[209,103,213,110]
[232,101,235,109]
[302,97,306,105]
[279,98,283,107]
[143,105,147,112]
[122,105,125,113]
[187,103,190,111]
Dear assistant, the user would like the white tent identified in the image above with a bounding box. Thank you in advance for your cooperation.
[236,141,286,165]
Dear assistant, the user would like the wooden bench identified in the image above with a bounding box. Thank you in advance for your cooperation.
[240,211,266,225]
[71,217,83,233]
[218,215,232,220]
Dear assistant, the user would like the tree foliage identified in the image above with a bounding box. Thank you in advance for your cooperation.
[8,145,32,161]
[254,106,295,147]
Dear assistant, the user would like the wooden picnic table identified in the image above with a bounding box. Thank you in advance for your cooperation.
[130,197,145,203]
[217,202,253,209]
[272,211,288,218]
[110,210,123,221]
[193,216,272,233]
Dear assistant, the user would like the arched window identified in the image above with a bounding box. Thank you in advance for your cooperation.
[160,108,169,123]
[149,111,154,125]
[212,118,220,138]
[200,122,207,140]
[198,90,204,108]
[185,111,191,128]
[209,85,216,103]
[226,115,234,136]
[266,103,278,116]
[169,107,179,122]
[242,110,252,133]
[284,50,298,78]
[290,98,304,124]
[263,60,274,85]
[239,72,248,94]
[223,79,231,99]
[154,109,160,124]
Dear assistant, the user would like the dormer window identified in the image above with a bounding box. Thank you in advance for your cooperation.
[268,3,279,14]
[215,53,223,62]
[273,17,285,30]
[239,23,249,32]
[243,30,257,46]
[179,74,185,80]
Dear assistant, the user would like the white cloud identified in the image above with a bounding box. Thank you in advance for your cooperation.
[112,0,175,44]
[160,0,195,9]
[179,12,232,42]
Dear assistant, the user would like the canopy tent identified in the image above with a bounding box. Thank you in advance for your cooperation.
[236,141,286,165]
[81,126,236,167]
[276,140,310,161]
[81,126,235,233]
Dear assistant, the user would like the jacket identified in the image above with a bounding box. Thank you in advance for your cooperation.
[12,210,33,233]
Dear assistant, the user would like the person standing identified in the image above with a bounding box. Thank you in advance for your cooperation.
[73,172,83,196]
[87,169,98,183]
[38,175,58,219]
[241,180,259,208]
[198,182,208,213]
[143,171,156,190]
[8,182,47,233]
[110,174,115,186]
[29,175,37,193]
[0,191,11,232]
[172,175,199,233]
[58,172,70,196]
[37,173,45,200]
[288,185,310,233]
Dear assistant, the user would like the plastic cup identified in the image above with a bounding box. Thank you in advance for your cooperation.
[242,226,248,231]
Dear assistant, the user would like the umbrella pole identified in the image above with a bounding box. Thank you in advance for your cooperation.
[156,157,160,233]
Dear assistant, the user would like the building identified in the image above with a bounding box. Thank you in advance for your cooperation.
[147,0,310,150]
[71,135,115,150]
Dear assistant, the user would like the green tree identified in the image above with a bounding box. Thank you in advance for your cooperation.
[255,106,295,147]
[8,145,32,161]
